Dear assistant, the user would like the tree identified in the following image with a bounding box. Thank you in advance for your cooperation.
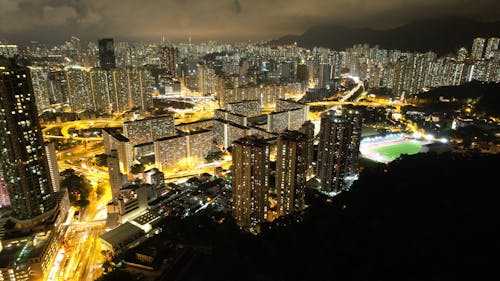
[96,181,106,199]
[205,147,224,162]
[60,169,92,208]
[92,154,108,167]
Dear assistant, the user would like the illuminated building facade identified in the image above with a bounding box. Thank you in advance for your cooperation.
[159,45,178,76]
[471,37,486,61]
[123,114,175,145]
[299,121,315,178]
[0,57,55,221]
[103,128,133,175]
[214,100,309,149]
[0,44,18,58]
[276,130,307,217]
[317,106,362,194]
[44,142,60,193]
[226,100,262,117]
[154,130,213,171]
[484,37,499,59]
[28,66,52,114]
[232,136,270,230]
[0,167,10,207]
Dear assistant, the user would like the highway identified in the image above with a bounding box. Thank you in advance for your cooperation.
[41,96,219,281]
[43,119,123,141]
[44,128,110,281]
[40,87,421,281]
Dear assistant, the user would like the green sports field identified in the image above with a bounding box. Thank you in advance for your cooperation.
[373,142,422,161]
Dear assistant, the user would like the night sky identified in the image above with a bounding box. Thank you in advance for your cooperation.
[1,0,499,44]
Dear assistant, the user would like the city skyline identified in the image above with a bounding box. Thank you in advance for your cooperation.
[1,0,499,44]
[0,1,498,279]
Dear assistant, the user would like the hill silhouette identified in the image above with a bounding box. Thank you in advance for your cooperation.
[158,152,500,281]
[270,18,500,54]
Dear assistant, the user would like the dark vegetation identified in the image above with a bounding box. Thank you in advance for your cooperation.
[418,81,500,117]
[60,169,92,208]
[157,152,499,281]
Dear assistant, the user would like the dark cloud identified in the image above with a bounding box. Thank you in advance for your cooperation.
[233,0,242,14]
[0,0,498,44]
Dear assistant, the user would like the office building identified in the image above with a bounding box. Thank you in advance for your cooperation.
[0,57,55,222]
[316,106,362,194]
[98,38,116,69]
[232,136,271,231]
[275,130,307,217]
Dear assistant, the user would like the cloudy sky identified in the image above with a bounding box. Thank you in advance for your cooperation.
[1,0,499,44]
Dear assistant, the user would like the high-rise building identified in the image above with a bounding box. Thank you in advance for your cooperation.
[296,61,309,82]
[457,47,468,62]
[29,66,52,113]
[318,63,332,89]
[0,166,10,207]
[484,37,499,60]
[44,142,60,193]
[275,130,307,218]
[98,38,116,69]
[0,57,55,221]
[471,38,486,61]
[159,45,178,76]
[316,106,362,194]
[231,136,270,230]
[299,121,315,178]
[107,149,124,200]
[0,44,18,58]
[123,114,176,145]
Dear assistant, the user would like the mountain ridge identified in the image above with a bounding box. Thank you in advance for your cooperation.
[270,18,500,54]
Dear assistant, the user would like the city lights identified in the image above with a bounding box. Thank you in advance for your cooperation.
[0,4,498,280]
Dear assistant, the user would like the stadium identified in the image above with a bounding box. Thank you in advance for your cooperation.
[360,133,432,164]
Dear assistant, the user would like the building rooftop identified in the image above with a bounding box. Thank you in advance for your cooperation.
[100,222,144,249]
[0,231,51,268]
[131,210,160,227]
[233,135,271,147]
[103,128,129,142]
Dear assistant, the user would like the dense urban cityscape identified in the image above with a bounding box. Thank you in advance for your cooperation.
[1,1,499,281]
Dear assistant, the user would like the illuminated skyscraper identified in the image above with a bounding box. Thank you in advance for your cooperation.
[231,136,270,230]
[0,44,18,58]
[0,57,55,221]
[0,167,10,207]
[123,114,176,145]
[98,38,116,69]
[276,130,307,217]
[44,142,60,193]
[484,37,499,60]
[471,38,486,61]
[316,106,362,194]
[159,45,178,76]
[299,121,315,177]
[457,47,468,62]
